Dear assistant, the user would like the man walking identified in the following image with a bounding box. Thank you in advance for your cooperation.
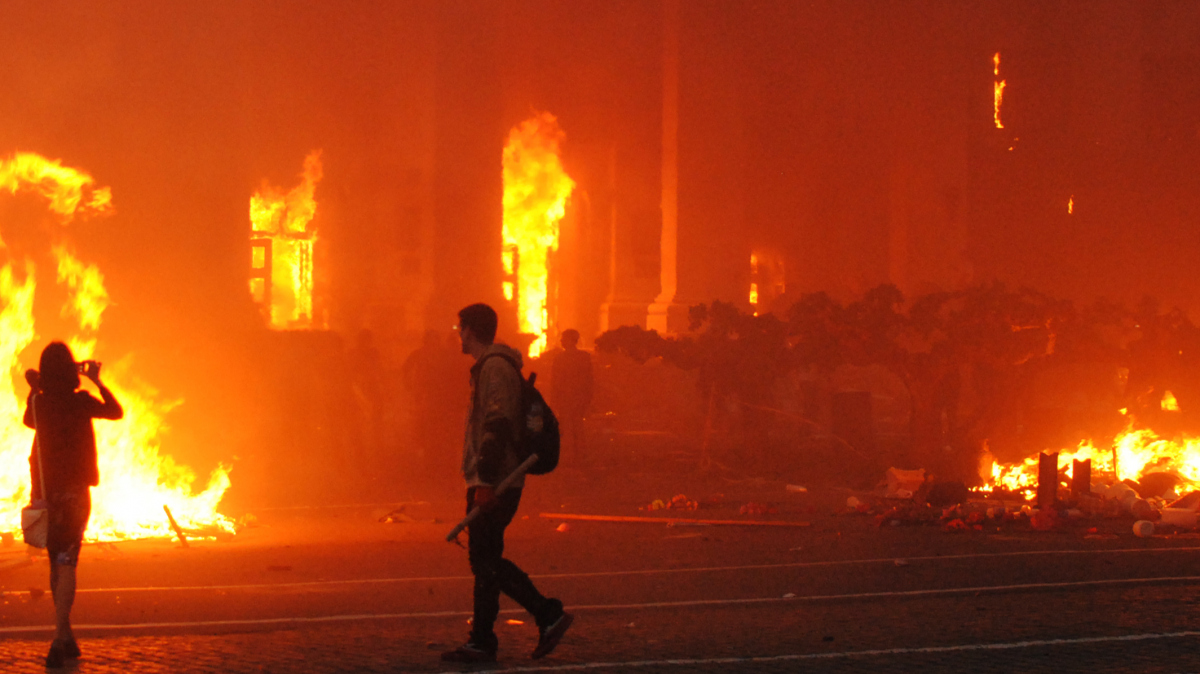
[442,303,573,663]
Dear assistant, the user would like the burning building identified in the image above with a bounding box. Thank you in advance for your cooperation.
[0,1,1196,509]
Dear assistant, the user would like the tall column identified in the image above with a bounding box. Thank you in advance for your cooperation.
[646,0,679,334]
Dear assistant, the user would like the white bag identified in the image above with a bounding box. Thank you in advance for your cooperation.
[21,501,47,549]
[22,394,48,549]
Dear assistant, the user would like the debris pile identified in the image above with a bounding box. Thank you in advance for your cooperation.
[844,462,1200,537]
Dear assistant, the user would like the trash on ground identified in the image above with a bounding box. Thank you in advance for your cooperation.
[645,494,700,511]
[555,523,571,533]
[1161,508,1198,528]
[885,467,926,498]
[739,502,778,516]
[1133,520,1155,537]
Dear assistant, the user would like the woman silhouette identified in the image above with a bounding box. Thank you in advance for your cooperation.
[24,341,123,668]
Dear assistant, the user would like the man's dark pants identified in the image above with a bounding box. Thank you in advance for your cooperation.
[467,487,561,649]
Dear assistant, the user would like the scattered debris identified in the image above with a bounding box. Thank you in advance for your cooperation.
[163,505,189,548]
[1133,520,1155,538]
[1168,491,1200,510]
[555,523,571,533]
[782,592,796,598]
[926,481,970,508]
[786,485,808,493]
[885,467,926,499]
[739,502,778,516]
[1161,508,1198,528]
[505,619,524,625]
[379,505,440,525]
[237,513,260,529]
[645,494,699,511]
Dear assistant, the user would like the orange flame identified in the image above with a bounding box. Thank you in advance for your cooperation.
[250,151,323,330]
[0,153,232,542]
[993,53,1006,129]
[985,426,1200,497]
[502,113,575,358]
[1162,390,1180,412]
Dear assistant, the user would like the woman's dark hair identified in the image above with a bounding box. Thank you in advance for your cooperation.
[39,341,80,394]
[457,303,498,344]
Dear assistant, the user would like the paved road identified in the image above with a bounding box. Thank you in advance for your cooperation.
[3,483,1200,672]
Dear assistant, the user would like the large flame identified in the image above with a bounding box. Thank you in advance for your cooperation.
[502,112,575,358]
[985,426,1200,497]
[0,153,232,542]
[250,151,323,330]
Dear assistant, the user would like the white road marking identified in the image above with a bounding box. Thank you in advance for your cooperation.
[431,630,1200,673]
[2,573,1200,634]
[62,544,1200,594]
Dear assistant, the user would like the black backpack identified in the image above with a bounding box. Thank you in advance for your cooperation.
[478,353,560,475]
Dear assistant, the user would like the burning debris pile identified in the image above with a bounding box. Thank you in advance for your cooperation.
[0,153,233,542]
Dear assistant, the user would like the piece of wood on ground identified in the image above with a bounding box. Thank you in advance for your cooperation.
[163,504,189,548]
[539,513,810,527]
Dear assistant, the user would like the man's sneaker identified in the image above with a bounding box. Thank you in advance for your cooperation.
[440,640,497,663]
[531,611,574,660]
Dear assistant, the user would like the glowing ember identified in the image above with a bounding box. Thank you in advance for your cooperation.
[0,152,233,542]
[993,52,1006,129]
[1068,196,1074,214]
[502,112,575,358]
[250,151,323,330]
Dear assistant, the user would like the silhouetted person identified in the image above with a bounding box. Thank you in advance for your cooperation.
[442,303,572,663]
[550,329,593,462]
[24,342,123,668]
[403,330,466,488]
[347,328,383,473]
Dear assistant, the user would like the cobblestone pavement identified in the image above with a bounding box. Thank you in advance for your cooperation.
[3,578,1200,672]
[4,482,1200,673]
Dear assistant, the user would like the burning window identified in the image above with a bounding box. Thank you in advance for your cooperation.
[250,151,324,330]
[749,249,786,316]
[502,113,575,357]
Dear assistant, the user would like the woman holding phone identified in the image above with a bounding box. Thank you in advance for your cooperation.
[24,341,123,668]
